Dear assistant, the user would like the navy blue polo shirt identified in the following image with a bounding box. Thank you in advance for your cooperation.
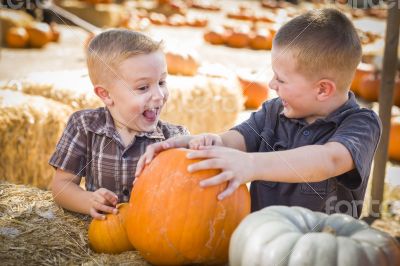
[232,92,381,218]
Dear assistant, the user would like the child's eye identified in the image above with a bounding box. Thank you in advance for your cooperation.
[276,78,284,83]
[159,80,167,87]
[137,85,149,91]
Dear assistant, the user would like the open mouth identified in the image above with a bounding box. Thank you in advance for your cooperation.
[142,107,160,123]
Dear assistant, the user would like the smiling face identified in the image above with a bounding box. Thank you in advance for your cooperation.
[107,50,168,133]
[269,46,322,122]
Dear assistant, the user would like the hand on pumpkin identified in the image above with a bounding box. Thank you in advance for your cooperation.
[188,133,223,150]
[135,135,193,177]
[89,188,119,220]
[187,146,254,200]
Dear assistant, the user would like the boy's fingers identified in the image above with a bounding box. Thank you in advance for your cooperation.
[217,181,240,200]
[188,159,223,173]
[90,208,106,220]
[94,201,117,214]
[199,171,232,187]
[99,190,118,205]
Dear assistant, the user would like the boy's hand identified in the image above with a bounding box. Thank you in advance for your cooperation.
[188,134,223,150]
[186,146,254,200]
[135,135,193,177]
[89,188,119,220]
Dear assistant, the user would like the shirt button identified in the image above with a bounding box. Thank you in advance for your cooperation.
[122,189,130,196]
[303,130,310,136]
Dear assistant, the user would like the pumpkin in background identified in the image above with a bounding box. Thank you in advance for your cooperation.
[389,116,400,161]
[358,72,400,105]
[237,69,269,109]
[351,62,375,95]
[6,27,29,48]
[358,73,379,102]
[225,27,250,48]
[165,49,199,76]
[126,148,251,265]
[203,26,225,45]
[25,22,52,48]
[230,206,400,266]
[88,203,134,254]
[249,29,273,50]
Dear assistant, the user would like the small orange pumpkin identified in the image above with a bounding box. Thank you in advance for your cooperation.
[25,22,52,48]
[165,49,199,76]
[237,69,269,109]
[88,203,134,254]
[358,73,379,102]
[389,116,400,161]
[225,27,250,48]
[249,29,273,50]
[204,27,225,45]
[358,72,400,104]
[6,27,29,48]
[351,62,375,95]
[126,148,251,265]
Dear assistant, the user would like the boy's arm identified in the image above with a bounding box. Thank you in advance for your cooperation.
[251,141,354,183]
[52,169,118,219]
[220,130,247,151]
[188,141,354,200]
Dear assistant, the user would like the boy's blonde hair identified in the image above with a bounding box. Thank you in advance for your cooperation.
[87,29,162,85]
[273,8,361,91]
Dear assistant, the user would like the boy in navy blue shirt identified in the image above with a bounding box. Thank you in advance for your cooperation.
[135,9,381,218]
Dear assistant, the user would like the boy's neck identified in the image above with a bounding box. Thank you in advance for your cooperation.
[306,92,349,124]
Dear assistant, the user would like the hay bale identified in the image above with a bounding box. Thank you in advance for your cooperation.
[0,9,34,46]
[0,181,149,265]
[1,69,243,134]
[0,90,73,189]
[59,0,126,27]
[162,73,244,134]
[0,70,102,110]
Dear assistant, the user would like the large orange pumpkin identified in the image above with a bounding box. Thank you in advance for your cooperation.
[389,116,400,161]
[88,203,134,254]
[126,148,251,265]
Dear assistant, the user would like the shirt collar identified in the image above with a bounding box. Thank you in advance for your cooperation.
[87,107,166,140]
[279,91,359,125]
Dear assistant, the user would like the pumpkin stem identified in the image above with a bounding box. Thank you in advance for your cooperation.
[322,226,336,235]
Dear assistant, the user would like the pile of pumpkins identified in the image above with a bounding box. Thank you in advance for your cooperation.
[87,149,400,265]
[6,22,60,49]
[204,25,275,50]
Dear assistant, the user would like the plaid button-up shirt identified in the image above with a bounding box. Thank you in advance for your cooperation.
[49,107,189,202]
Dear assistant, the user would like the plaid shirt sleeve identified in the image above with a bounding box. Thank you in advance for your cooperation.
[49,112,88,177]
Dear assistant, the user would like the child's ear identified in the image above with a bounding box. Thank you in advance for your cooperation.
[94,86,114,106]
[316,79,336,101]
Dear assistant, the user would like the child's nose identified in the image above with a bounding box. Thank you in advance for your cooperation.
[269,79,278,91]
[152,85,165,100]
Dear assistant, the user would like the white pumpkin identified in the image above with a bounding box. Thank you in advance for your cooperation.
[229,206,400,266]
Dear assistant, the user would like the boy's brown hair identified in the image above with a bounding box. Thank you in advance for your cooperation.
[273,8,362,91]
[87,29,162,85]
